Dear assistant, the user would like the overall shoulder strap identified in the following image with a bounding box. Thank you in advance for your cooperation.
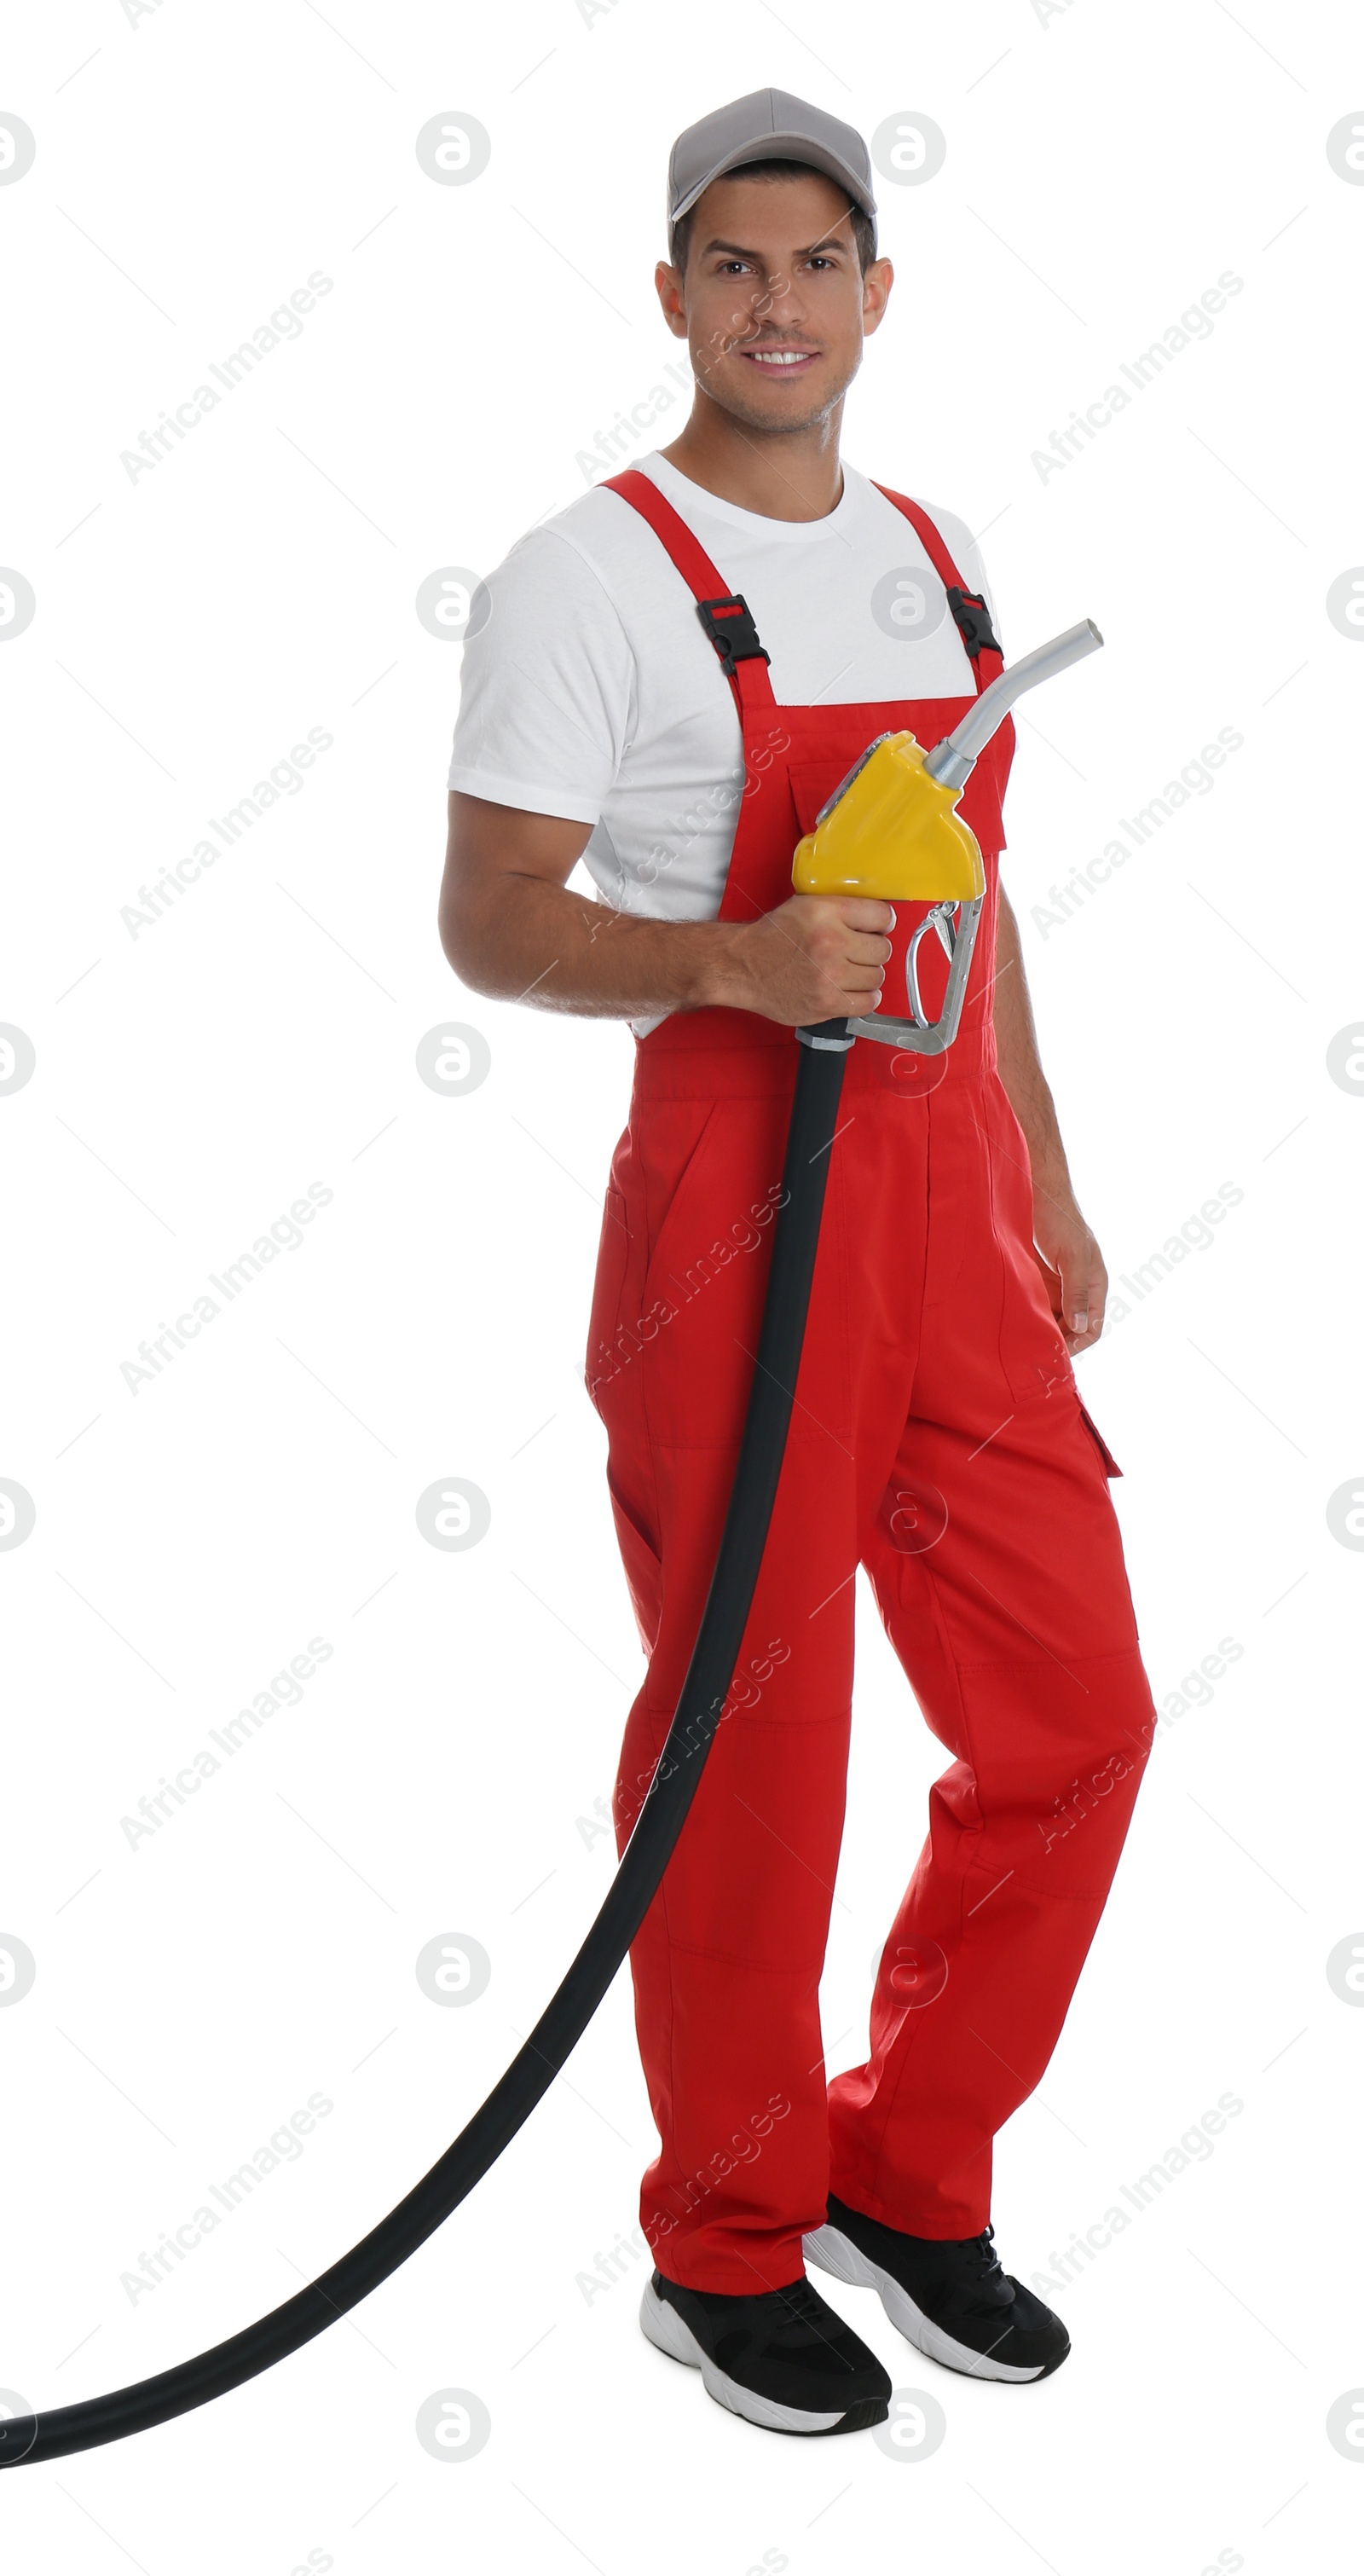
[872,483,1004,683]
[604,466,729,599]
[602,466,778,725]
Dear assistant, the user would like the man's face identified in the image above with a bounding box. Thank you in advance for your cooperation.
[656,171,893,437]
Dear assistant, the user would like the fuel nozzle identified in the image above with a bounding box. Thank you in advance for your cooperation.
[792,617,1105,1056]
[922,618,1103,790]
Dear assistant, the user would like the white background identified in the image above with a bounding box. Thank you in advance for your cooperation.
[1,2,1361,2568]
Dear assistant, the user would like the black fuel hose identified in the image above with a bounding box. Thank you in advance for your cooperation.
[0,1020,851,2468]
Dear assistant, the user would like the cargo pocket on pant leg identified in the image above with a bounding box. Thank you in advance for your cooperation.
[1077,1398,1122,1478]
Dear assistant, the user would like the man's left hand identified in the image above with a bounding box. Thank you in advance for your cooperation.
[1032,1194,1107,1354]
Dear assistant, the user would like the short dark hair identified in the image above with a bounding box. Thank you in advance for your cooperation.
[672,157,876,277]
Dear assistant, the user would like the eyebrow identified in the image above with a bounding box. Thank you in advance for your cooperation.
[697,229,852,262]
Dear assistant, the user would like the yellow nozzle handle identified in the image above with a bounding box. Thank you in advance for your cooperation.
[792,731,985,905]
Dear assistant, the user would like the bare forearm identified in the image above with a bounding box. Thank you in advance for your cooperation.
[991,888,1072,1206]
[439,793,898,1029]
[442,869,744,1020]
[992,885,1108,1348]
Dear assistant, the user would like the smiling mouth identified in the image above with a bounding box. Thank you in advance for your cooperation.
[737,344,820,373]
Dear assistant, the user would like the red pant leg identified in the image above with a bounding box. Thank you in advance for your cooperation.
[609,1434,857,2292]
[589,1057,891,2293]
[828,1074,1159,2235]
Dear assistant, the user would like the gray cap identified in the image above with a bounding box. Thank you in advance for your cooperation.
[667,87,877,264]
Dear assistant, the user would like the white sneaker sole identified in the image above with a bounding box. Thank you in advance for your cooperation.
[639,2278,848,2434]
[803,2223,1045,2383]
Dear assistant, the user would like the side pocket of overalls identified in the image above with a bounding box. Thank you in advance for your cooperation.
[1077,1400,1123,1478]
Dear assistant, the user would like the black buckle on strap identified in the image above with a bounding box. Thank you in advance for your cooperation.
[946,584,1001,659]
[696,593,771,678]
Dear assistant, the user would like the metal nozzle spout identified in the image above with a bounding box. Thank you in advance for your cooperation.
[923,619,1103,790]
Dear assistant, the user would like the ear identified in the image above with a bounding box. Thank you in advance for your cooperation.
[860,257,894,339]
[654,259,689,340]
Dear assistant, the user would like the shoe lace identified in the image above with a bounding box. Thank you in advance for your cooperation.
[763,2275,844,2351]
[772,2276,830,2327]
[968,2222,1006,2287]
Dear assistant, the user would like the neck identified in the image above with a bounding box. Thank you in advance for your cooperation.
[658,389,846,522]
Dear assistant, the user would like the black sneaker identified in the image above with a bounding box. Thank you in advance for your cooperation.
[804,2196,1069,2382]
[639,2267,891,2435]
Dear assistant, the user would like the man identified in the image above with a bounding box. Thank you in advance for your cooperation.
[439,89,1156,2439]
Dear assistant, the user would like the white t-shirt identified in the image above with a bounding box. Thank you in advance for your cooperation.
[447,450,1000,1035]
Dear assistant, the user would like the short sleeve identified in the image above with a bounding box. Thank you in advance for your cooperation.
[446,528,636,825]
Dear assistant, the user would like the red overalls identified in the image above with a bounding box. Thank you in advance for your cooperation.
[587,467,1157,2295]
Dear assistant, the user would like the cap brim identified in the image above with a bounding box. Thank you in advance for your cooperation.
[669,135,876,250]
